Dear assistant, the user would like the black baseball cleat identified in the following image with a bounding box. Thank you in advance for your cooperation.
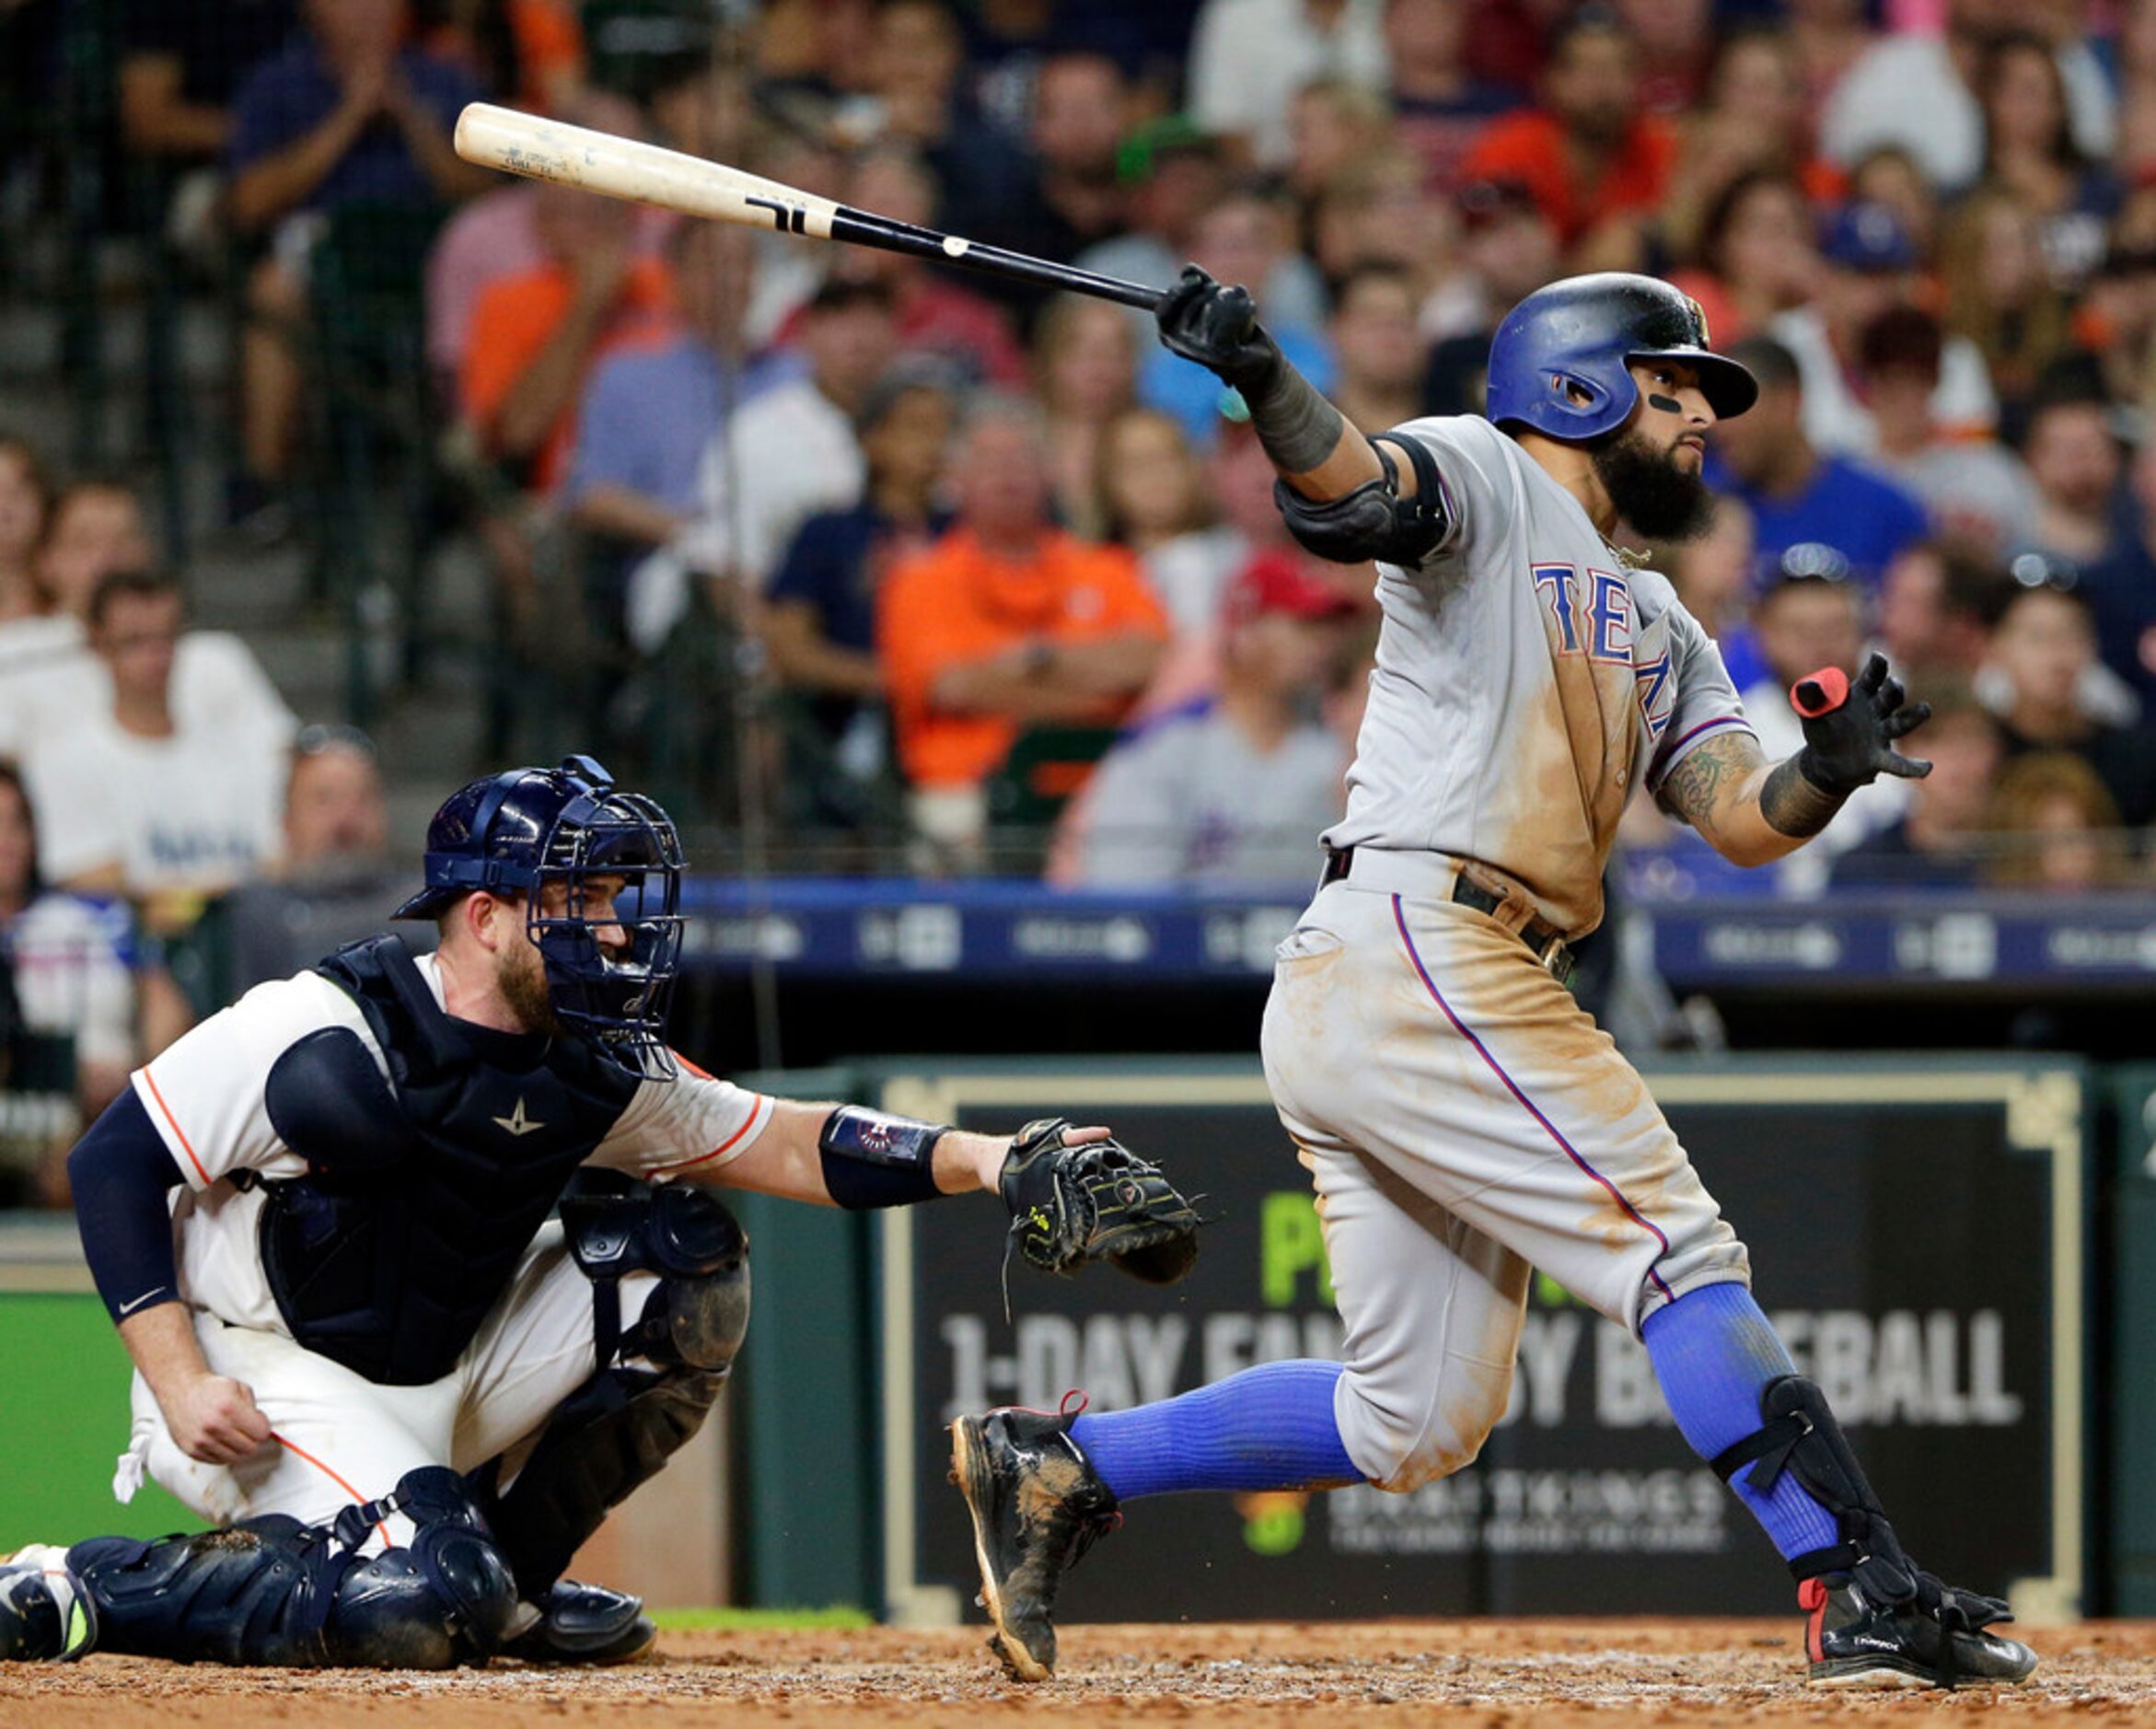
[948,1406,1120,1681]
[501,1579,655,1665]
[0,1548,96,1662]
[1802,1573,2038,1688]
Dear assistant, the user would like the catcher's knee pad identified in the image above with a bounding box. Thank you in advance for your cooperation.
[563,1179,750,1374]
[325,1468,521,1666]
[1339,1356,1514,1493]
[67,1467,517,1669]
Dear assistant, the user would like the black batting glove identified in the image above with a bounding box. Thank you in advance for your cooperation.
[1790,653,1932,797]
[1154,264,1284,395]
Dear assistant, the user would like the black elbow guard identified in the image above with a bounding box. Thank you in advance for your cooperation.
[1274,436,1451,567]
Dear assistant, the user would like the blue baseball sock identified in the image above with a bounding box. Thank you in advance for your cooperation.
[1641,1281,1840,1562]
[1068,1360,1361,1501]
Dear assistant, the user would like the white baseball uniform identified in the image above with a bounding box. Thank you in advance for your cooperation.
[115,954,773,1549]
[1261,415,1755,1492]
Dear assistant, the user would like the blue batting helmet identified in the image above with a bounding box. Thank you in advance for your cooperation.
[1484,273,1758,442]
[395,755,687,1080]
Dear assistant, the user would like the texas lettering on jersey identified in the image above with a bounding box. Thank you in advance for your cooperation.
[1532,563,1679,744]
[1323,415,1751,936]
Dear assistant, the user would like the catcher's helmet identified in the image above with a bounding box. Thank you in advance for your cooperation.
[395,755,686,1080]
[1484,273,1758,442]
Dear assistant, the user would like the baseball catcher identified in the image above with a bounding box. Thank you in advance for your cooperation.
[0,755,1197,1669]
[947,273,2034,1690]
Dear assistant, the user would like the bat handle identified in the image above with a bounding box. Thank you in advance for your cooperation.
[1039,268,1165,312]
[1027,267,1164,312]
[829,207,1164,311]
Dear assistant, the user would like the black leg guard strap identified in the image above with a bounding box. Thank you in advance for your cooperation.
[1710,1375,1903,1587]
[66,1467,519,1669]
[1706,1411,1813,1492]
[1711,1376,2015,1634]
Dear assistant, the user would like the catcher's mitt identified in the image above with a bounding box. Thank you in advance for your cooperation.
[999,1119,1202,1287]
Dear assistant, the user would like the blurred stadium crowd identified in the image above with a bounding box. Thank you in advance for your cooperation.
[0,0,2154,1191]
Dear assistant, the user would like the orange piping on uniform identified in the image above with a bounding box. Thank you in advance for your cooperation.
[140,1069,211,1186]
[271,1431,390,1547]
[665,1095,771,1171]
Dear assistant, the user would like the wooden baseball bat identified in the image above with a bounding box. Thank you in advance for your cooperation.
[453,102,1164,311]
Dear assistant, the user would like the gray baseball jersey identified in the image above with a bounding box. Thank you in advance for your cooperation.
[1322,415,1755,935]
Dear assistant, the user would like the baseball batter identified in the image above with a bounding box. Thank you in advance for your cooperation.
[0,756,1197,1669]
[952,271,2035,1690]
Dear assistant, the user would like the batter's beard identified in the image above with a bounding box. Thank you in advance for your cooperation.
[1590,429,1714,541]
[498,944,563,1039]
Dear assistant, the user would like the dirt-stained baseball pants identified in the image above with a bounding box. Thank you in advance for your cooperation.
[1260,864,1750,1492]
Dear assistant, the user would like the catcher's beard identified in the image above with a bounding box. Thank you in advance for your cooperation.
[1591,426,1714,540]
[498,939,565,1039]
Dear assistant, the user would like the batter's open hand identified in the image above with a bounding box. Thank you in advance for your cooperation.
[164,1371,274,1465]
[1791,653,1931,797]
[1155,264,1282,392]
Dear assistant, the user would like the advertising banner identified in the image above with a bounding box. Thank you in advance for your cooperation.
[879,1062,2083,1623]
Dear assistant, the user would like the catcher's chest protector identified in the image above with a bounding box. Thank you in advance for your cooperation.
[260,935,640,1385]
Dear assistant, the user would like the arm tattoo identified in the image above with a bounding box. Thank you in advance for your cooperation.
[1654,732,1765,840]
[1758,754,1846,839]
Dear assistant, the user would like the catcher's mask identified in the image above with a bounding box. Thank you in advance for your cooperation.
[395,754,687,1082]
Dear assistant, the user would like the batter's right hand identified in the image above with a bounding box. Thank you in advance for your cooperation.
[1154,264,1282,391]
[165,1373,273,1465]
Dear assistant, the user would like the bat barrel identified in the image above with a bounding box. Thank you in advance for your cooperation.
[453,101,1165,312]
[455,101,846,234]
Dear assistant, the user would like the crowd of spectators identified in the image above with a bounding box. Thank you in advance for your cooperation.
[0,442,395,1201]
[4,0,2156,941]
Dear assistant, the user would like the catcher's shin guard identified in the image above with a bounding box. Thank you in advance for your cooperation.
[1713,1375,2035,1688]
[62,1467,519,1668]
[474,1182,748,1603]
[948,1404,1120,1682]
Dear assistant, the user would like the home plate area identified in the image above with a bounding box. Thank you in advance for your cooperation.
[4,1619,2154,1725]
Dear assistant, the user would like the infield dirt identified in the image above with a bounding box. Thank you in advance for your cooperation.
[4,1619,2154,1725]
